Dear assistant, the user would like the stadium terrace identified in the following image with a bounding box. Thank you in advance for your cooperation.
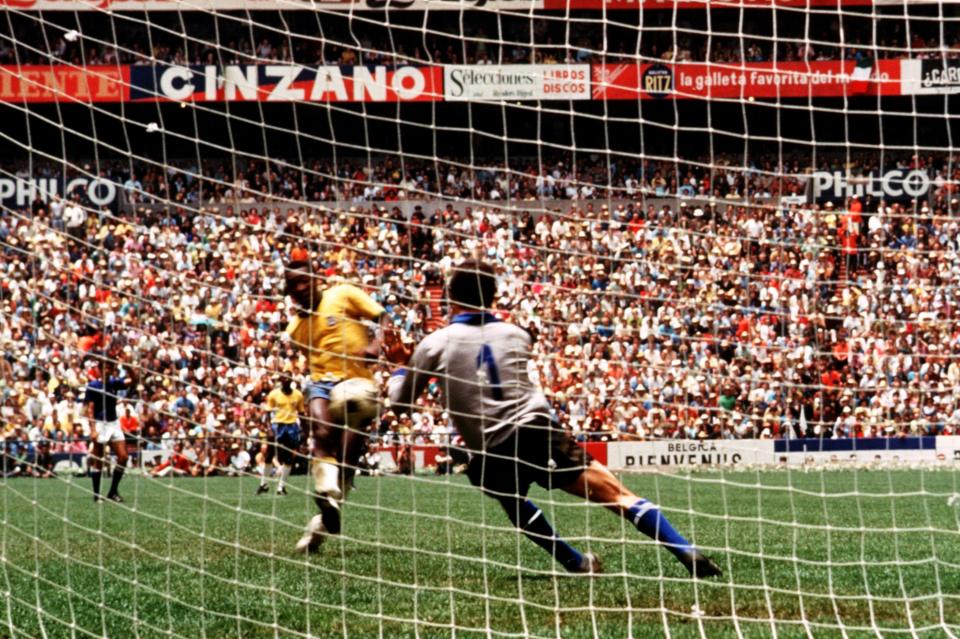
[2,0,960,636]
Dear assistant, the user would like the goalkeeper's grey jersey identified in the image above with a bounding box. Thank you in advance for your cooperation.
[387,313,553,451]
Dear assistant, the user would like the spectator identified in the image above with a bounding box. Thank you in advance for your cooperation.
[435,447,453,475]
[2,147,958,471]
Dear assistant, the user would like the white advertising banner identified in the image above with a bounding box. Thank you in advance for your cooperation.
[0,176,118,207]
[779,195,807,206]
[809,169,930,202]
[900,59,960,96]
[774,437,947,467]
[607,438,957,471]
[776,447,938,467]
[936,435,960,462]
[606,440,775,471]
[443,65,590,102]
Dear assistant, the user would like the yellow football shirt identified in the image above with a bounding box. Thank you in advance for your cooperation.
[266,387,305,424]
[286,283,385,382]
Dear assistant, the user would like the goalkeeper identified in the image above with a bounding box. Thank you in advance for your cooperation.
[386,261,722,577]
[283,256,387,553]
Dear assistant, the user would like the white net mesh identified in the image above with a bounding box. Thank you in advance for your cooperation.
[1,1,960,637]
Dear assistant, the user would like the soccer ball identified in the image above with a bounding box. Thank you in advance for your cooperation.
[327,377,380,429]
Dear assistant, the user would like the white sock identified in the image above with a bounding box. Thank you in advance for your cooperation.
[312,459,342,500]
[278,465,291,490]
[259,463,268,485]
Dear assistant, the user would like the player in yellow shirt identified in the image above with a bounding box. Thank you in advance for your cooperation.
[284,257,387,552]
[257,368,305,496]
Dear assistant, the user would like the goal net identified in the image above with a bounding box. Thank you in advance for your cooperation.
[1,0,959,636]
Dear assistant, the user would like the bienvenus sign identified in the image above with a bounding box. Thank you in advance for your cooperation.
[810,169,930,202]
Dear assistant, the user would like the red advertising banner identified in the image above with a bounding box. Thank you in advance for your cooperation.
[0,64,442,103]
[592,60,902,100]
[552,0,877,7]
[0,61,908,103]
[373,442,609,471]
[0,0,913,10]
[0,66,128,103]
[128,64,443,103]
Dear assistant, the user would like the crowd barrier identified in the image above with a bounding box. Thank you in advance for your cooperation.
[121,196,764,220]
[604,436,960,470]
[372,437,960,471]
[9,437,960,477]
[270,437,950,472]
[0,60,918,104]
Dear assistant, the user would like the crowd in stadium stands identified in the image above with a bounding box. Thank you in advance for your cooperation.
[9,152,958,206]
[1,11,958,67]
[5,33,958,67]
[2,148,960,476]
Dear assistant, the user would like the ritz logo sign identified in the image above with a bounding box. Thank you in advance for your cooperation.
[642,64,673,98]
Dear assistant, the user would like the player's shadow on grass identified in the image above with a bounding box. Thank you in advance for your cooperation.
[505,569,605,582]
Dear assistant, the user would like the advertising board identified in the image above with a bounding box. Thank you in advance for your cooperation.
[0,0,904,10]
[606,440,775,470]
[444,65,590,101]
[593,60,901,100]
[0,64,443,103]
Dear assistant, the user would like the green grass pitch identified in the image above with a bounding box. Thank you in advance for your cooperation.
[1,469,959,638]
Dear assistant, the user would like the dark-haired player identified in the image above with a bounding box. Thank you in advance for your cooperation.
[283,258,389,553]
[257,367,305,496]
[387,261,722,577]
[84,356,133,503]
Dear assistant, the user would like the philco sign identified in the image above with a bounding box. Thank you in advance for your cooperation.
[810,169,930,202]
[0,177,117,208]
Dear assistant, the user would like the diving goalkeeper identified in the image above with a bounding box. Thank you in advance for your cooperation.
[386,260,722,577]
[284,256,387,553]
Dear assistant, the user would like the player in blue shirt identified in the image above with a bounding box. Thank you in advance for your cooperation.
[83,355,133,503]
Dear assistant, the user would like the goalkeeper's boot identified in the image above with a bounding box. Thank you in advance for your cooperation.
[311,458,344,535]
[106,493,124,504]
[277,486,288,496]
[255,483,269,496]
[314,494,342,536]
[295,514,327,555]
[568,552,604,575]
[679,550,723,579]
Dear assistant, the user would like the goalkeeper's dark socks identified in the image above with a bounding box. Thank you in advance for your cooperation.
[514,499,584,572]
[91,471,102,497]
[627,498,693,560]
[107,467,125,498]
[315,494,341,535]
